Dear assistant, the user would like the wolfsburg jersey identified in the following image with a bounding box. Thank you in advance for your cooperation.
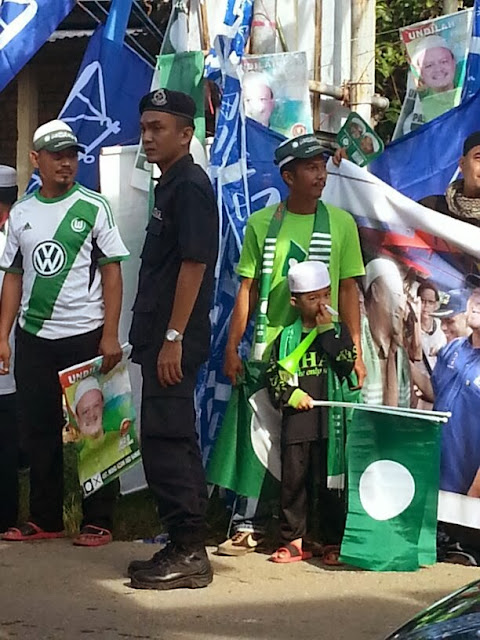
[0,183,129,339]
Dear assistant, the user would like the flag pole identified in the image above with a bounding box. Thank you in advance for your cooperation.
[104,0,134,45]
[311,400,451,423]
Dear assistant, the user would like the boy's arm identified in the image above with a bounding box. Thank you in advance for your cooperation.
[265,338,308,409]
[317,324,357,380]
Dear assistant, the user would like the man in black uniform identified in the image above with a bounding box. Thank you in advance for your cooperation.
[127,89,218,590]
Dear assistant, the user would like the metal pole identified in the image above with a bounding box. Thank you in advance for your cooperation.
[350,0,376,123]
[443,0,459,14]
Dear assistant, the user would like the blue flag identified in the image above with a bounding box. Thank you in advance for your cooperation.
[58,25,153,189]
[0,0,74,92]
[462,0,480,102]
[370,89,480,202]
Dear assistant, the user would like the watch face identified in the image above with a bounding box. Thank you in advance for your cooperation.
[166,329,182,342]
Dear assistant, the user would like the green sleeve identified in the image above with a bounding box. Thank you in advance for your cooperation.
[236,217,262,279]
[339,213,365,280]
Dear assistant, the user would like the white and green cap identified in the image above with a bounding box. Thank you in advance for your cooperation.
[33,119,83,153]
[274,134,332,170]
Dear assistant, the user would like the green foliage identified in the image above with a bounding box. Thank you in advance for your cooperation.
[375,0,474,141]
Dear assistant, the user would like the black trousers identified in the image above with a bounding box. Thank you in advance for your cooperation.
[0,393,19,532]
[15,327,119,532]
[140,367,208,547]
[280,440,345,544]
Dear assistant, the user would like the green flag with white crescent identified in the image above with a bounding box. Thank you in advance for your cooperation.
[206,361,281,499]
[340,408,442,572]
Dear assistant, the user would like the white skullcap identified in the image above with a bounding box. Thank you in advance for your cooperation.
[0,165,17,188]
[73,376,102,413]
[365,258,403,293]
[410,35,452,69]
[288,260,331,294]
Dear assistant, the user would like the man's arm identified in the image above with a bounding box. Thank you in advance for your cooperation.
[99,262,123,373]
[339,277,366,388]
[157,260,206,387]
[224,277,259,385]
[0,272,22,374]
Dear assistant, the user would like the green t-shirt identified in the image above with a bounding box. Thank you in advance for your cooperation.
[237,202,365,354]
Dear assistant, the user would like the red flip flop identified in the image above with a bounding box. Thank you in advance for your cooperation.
[269,543,313,564]
[322,544,343,566]
[73,525,113,547]
[2,522,65,541]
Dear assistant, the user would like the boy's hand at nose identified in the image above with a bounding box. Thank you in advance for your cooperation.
[316,304,333,326]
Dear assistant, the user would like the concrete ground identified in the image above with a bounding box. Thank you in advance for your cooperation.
[0,539,478,640]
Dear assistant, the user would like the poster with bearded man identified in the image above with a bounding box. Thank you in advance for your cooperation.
[59,345,140,496]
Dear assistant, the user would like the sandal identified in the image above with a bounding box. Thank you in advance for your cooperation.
[2,521,65,541]
[322,544,343,566]
[269,542,313,564]
[73,525,112,547]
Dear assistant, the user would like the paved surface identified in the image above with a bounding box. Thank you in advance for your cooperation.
[0,539,478,640]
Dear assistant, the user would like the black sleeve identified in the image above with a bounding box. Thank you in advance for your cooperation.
[316,324,357,379]
[174,181,218,266]
[265,338,299,408]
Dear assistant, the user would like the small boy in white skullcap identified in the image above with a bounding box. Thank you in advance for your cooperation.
[265,260,356,565]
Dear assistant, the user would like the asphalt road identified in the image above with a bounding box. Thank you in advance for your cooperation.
[0,540,478,640]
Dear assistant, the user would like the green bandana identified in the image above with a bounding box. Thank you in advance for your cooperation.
[252,200,331,360]
[278,317,356,490]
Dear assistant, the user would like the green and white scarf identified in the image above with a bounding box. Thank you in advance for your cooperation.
[278,318,350,490]
[252,200,331,360]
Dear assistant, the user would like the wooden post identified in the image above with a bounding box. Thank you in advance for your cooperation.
[313,0,322,132]
[351,0,376,124]
[443,0,459,14]
[16,64,38,194]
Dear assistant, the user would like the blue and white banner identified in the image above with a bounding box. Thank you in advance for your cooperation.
[58,25,153,190]
[370,86,480,202]
[0,0,74,92]
[462,0,480,101]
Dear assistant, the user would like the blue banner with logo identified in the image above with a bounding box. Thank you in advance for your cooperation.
[197,0,289,461]
[370,87,480,202]
[0,0,74,92]
[57,25,153,189]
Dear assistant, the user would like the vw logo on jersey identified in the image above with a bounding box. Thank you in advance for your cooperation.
[71,217,86,233]
[32,240,66,277]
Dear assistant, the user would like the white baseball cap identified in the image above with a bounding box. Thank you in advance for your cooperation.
[33,119,83,153]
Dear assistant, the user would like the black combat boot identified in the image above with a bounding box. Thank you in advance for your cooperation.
[130,543,213,590]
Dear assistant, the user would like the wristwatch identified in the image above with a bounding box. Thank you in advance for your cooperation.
[165,329,183,343]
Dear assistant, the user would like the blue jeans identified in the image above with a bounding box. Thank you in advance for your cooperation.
[230,495,270,535]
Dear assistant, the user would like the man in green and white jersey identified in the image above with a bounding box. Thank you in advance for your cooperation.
[0,120,129,546]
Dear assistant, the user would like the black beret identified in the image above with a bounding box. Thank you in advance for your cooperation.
[139,89,196,124]
[463,131,480,156]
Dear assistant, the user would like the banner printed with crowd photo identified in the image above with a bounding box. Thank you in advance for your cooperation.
[323,159,480,532]
[58,345,140,497]
[393,9,472,140]
[240,51,313,138]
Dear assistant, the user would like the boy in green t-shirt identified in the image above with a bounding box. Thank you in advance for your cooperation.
[266,261,356,563]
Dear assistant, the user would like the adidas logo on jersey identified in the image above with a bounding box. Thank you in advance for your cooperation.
[23,222,32,231]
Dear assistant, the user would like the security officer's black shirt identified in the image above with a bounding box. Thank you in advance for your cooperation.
[129,154,218,389]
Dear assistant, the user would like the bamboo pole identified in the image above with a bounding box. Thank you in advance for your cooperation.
[312,0,322,132]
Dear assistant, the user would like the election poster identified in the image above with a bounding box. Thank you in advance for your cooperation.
[336,112,384,167]
[241,51,313,138]
[58,345,141,497]
[394,9,472,139]
[324,159,480,533]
